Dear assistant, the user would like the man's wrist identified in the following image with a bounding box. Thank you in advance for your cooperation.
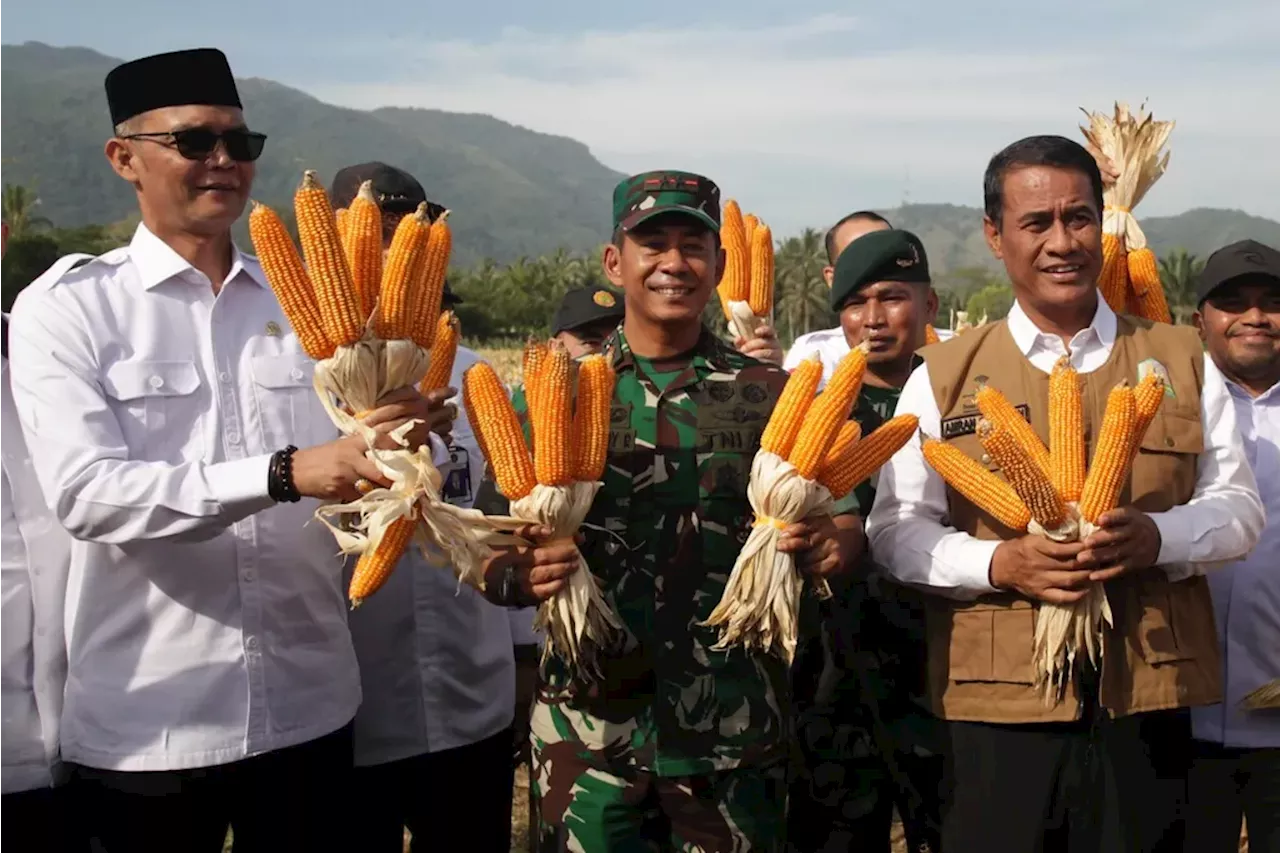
[268,445,301,502]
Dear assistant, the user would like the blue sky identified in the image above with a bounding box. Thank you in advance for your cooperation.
[7,0,1279,236]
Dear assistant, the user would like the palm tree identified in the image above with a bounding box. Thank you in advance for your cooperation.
[2,184,52,238]
[1159,248,1204,323]
[773,228,831,343]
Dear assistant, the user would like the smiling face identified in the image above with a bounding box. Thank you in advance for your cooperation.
[105,104,255,236]
[602,213,722,331]
[1195,277,1280,392]
[983,165,1102,321]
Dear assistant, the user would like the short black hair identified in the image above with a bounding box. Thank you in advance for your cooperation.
[983,135,1104,229]
[824,211,892,264]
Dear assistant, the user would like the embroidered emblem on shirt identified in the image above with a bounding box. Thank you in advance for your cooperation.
[265,321,282,337]
[1137,358,1175,398]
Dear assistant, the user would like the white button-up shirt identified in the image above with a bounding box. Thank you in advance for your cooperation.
[5,224,365,772]
[783,327,848,388]
[349,346,538,767]
[866,297,1264,599]
[2,341,73,793]
[1192,377,1280,749]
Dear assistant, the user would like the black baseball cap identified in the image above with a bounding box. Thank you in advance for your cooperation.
[552,285,625,336]
[330,162,444,218]
[1197,239,1280,305]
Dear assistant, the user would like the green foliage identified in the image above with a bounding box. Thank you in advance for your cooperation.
[965,283,1014,321]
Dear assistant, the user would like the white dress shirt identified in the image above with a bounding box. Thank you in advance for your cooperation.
[783,327,848,387]
[866,297,1264,600]
[1191,377,1280,749]
[349,346,538,766]
[6,224,371,771]
[2,342,73,793]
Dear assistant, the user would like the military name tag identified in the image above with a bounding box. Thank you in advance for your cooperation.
[941,403,1030,439]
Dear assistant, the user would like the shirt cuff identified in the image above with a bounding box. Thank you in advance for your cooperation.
[207,454,276,516]
[1149,511,1189,566]
[952,538,1003,598]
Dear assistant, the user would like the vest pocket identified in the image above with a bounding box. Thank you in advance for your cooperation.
[949,600,1035,684]
[1133,578,1194,664]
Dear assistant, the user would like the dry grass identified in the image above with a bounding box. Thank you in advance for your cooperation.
[475,346,525,389]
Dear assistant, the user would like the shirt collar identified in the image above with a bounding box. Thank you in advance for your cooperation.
[130,222,266,291]
[1224,375,1280,405]
[1006,293,1116,356]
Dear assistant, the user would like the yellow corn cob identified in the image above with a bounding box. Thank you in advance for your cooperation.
[818,414,918,499]
[923,438,1032,531]
[789,345,869,480]
[760,357,823,458]
[294,171,364,347]
[571,354,616,482]
[343,181,383,321]
[748,222,773,317]
[374,203,432,340]
[248,202,336,361]
[719,200,750,304]
[522,338,550,448]
[410,211,452,349]
[335,207,350,246]
[1099,232,1128,314]
[1049,356,1086,503]
[419,311,460,393]
[533,342,573,486]
[462,363,536,500]
[820,421,864,472]
[978,418,1068,529]
[349,516,415,608]
[924,324,941,345]
[974,383,1051,478]
[1126,371,1166,462]
[1127,247,1172,324]
[1079,382,1137,524]
[743,213,759,249]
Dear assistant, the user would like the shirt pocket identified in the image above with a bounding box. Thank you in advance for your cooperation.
[102,360,203,462]
[1130,408,1203,510]
[947,599,1036,685]
[249,355,329,450]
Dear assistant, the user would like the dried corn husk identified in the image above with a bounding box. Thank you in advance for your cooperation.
[1079,102,1175,316]
[1241,678,1280,711]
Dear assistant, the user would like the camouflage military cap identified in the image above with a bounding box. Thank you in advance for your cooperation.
[830,228,931,311]
[612,170,720,234]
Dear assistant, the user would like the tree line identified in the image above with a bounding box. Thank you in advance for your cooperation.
[2,183,1208,342]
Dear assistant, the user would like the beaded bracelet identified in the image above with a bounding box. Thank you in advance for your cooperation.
[268,445,301,503]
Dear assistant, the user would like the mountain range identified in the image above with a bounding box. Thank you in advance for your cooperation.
[4,42,1278,272]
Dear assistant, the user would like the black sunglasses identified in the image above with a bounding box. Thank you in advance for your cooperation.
[119,127,267,162]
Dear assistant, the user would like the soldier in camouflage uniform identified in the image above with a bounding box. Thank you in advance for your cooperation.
[476,171,859,851]
[787,230,945,853]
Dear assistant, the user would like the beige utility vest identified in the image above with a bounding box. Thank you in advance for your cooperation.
[918,314,1222,723]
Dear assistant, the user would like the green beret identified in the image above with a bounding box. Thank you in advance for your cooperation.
[830,229,931,311]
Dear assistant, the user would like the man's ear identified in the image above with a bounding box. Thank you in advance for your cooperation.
[982,216,1003,261]
[1192,309,1207,342]
[602,242,625,289]
[924,286,940,325]
[822,265,835,288]
[104,137,142,184]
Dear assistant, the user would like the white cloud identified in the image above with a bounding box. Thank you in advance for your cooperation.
[304,7,1280,233]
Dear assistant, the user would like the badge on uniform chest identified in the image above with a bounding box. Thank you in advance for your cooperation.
[941,403,1031,439]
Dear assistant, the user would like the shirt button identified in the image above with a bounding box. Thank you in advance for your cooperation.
[149,375,164,389]
[242,569,255,582]
[290,368,304,381]
[218,371,232,383]
[981,453,992,465]
[227,432,241,445]
[1165,436,1175,447]
[245,636,259,651]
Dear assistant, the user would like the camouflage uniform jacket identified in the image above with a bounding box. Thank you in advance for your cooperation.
[503,326,792,778]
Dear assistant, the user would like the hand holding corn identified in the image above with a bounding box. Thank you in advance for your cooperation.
[703,347,918,662]
[922,358,1167,699]
[480,523,584,606]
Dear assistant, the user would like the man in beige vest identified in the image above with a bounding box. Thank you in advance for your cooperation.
[866,135,1264,852]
